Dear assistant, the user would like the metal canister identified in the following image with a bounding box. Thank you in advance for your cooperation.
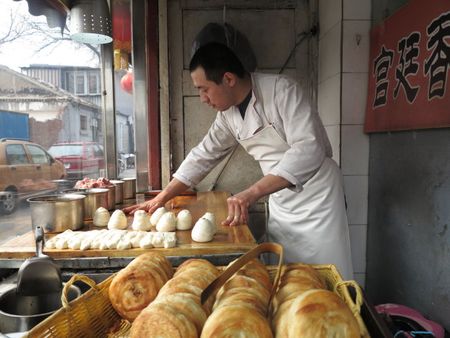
[105,185,116,210]
[110,180,124,205]
[122,177,136,200]
[27,194,86,233]
[80,188,109,219]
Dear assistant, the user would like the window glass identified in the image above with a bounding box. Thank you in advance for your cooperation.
[65,72,75,93]
[48,144,83,157]
[80,115,88,130]
[88,73,99,94]
[27,145,49,164]
[76,73,85,94]
[113,0,136,180]
[0,1,108,243]
[6,144,28,164]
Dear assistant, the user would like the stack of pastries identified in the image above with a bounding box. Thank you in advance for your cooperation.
[271,264,360,338]
[109,253,361,337]
[201,259,273,338]
[130,259,220,338]
[108,252,173,321]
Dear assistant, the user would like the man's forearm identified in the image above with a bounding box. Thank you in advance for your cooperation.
[247,174,292,202]
[158,178,190,203]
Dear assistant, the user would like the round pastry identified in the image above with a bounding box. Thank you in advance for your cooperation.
[201,305,273,338]
[93,207,110,227]
[191,218,215,242]
[153,293,207,333]
[176,209,193,230]
[280,289,360,338]
[108,252,173,322]
[131,210,151,231]
[156,211,177,232]
[107,209,128,230]
[150,206,168,226]
[130,302,197,338]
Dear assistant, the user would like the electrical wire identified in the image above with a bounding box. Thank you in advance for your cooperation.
[279,26,318,74]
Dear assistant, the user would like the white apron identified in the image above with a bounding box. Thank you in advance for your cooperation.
[238,125,354,280]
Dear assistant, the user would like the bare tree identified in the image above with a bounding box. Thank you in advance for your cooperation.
[0,4,100,64]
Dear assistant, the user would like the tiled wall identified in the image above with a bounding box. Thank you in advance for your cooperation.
[318,0,371,286]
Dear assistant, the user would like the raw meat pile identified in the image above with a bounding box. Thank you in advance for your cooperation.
[74,177,112,189]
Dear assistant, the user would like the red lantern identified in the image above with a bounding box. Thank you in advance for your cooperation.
[112,1,131,70]
[112,2,131,44]
[120,70,133,94]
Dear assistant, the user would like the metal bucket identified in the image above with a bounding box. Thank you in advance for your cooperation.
[122,177,136,200]
[0,284,81,333]
[110,180,124,205]
[80,188,109,219]
[27,194,86,233]
[105,185,116,210]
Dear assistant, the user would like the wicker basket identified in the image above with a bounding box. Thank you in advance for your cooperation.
[28,245,369,338]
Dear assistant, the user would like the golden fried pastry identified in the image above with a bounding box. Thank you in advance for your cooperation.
[277,289,360,338]
[108,252,173,322]
[203,258,273,337]
[272,277,324,312]
[130,302,197,338]
[233,259,272,291]
[153,293,207,333]
[130,258,219,336]
[201,304,273,338]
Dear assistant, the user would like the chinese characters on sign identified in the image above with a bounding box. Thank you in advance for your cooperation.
[365,1,450,132]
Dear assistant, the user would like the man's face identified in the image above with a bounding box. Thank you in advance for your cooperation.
[191,67,234,111]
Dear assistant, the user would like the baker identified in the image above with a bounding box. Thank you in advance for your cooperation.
[124,42,353,280]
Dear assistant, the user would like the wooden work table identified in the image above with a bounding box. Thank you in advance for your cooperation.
[0,191,257,268]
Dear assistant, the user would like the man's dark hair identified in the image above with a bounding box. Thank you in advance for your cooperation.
[189,42,248,84]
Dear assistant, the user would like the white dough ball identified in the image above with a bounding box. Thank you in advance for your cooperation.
[93,207,110,227]
[191,218,215,242]
[150,207,168,226]
[202,212,217,233]
[176,209,192,230]
[107,209,128,230]
[156,211,177,232]
[131,210,151,231]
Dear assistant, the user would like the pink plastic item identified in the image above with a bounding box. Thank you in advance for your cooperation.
[375,303,444,338]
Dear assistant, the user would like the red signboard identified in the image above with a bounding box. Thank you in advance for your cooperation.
[364,0,450,133]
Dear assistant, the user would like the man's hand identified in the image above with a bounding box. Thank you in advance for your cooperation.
[221,175,292,226]
[221,190,256,226]
[122,178,190,215]
[122,198,166,215]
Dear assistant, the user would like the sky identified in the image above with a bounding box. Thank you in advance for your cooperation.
[0,1,99,71]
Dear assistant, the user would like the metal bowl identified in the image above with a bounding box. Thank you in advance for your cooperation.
[0,284,81,333]
[27,194,86,233]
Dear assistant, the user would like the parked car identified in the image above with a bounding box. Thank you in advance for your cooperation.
[48,142,105,180]
[0,138,66,214]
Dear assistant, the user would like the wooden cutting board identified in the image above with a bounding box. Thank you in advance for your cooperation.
[0,191,257,259]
